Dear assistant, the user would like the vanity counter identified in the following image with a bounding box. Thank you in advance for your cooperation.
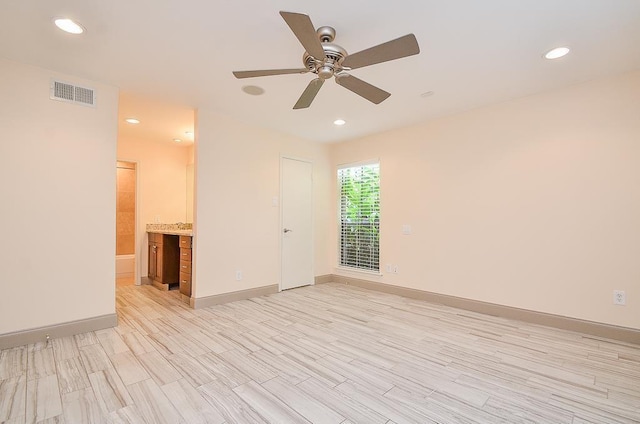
[147,229,193,237]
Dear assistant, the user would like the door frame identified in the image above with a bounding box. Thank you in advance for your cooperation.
[279,155,314,292]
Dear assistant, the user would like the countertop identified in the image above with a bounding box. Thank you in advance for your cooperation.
[146,223,193,237]
[147,230,193,236]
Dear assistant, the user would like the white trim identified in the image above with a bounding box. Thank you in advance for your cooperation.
[335,266,383,277]
[192,142,198,298]
[0,313,117,350]
[336,158,380,170]
[278,156,283,292]
[328,274,640,345]
[191,284,278,309]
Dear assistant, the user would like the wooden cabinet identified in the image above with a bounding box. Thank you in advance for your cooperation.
[147,232,192,295]
[148,233,162,282]
[179,236,193,296]
[147,233,179,289]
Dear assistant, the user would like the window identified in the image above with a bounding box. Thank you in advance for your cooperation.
[338,163,380,271]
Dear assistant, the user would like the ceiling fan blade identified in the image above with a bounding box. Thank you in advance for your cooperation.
[280,11,326,60]
[342,34,420,70]
[335,74,390,104]
[233,68,309,79]
[293,78,324,109]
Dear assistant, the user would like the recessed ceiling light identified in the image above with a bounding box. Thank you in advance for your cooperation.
[544,47,570,60]
[242,85,265,96]
[54,18,85,34]
[334,119,346,126]
[185,131,194,136]
[420,91,435,98]
[125,118,140,124]
[173,138,182,143]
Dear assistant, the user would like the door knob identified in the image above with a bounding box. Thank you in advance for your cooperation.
[283,228,292,233]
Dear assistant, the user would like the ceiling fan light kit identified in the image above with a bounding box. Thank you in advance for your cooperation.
[233,11,420,109]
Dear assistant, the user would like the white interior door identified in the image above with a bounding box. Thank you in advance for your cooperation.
[281,157,313,290]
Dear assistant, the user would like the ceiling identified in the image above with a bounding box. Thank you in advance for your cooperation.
[118,93,195,146]
[1,0,639,144]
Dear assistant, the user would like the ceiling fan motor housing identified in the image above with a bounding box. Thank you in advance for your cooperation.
[302,27,347,80]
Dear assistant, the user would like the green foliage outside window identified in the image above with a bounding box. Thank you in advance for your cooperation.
[339,164,380,271]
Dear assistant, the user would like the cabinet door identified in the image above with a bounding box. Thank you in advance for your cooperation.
[179,272,191,296]
[148,242,157,280]
[155,243,163,282]
[179,236,192,249]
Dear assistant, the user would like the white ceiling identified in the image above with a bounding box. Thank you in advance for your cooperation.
[1,0,639,144]
[118,93,195,146]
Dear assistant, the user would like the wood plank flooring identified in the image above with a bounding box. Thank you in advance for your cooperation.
[1,282,639,423]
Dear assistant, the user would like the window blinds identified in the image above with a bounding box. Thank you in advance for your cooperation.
[338,163,380,271]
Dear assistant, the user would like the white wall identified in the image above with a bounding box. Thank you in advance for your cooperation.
[117,137,191,279]
[3,57,635,338]
[194,111,331,298]
[0,59,118,334]
[187,145,195,222]
[330,70,640,330]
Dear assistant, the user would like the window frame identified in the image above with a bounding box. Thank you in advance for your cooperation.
[336,160,381,274]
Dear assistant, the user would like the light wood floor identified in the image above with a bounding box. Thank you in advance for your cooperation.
[116,277,135,288]
[1,283,639,423]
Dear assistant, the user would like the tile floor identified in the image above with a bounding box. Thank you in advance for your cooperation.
[1,282,639,423]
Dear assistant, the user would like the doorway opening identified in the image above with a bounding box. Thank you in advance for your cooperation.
[116,161,137,287]
[116,92,195,296]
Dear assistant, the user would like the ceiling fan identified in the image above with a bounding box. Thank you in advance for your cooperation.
[232,11,420,109]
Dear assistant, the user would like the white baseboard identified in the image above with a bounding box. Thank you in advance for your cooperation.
[327,274,640,345]
[0,314,117,350]
[190,284,279,309]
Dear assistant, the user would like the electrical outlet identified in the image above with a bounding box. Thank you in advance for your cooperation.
[385,264,392,273]
[236,270,242,281]
[613,290,626,305]
[393,265,399,274]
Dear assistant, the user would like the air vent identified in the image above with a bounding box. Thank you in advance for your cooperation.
[50,79,96,107]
